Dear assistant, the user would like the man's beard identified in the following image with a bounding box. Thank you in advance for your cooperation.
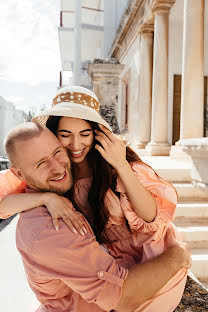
[25,167,73,195]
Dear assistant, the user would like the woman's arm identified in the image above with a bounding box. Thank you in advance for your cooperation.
[0,192,87,235]
[95,126,156,222]
[0,192,49,219]
[115,162,156,222]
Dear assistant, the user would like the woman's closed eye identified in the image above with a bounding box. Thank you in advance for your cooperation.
[80,129,93,137]
[59,134,69,138]
[80,134,90,137]
[59,133,91,138]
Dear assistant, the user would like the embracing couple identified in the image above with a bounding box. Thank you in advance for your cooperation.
[0,86,191,312]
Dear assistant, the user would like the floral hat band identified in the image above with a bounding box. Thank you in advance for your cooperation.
[32,86,112,132]
[52,91,100,113]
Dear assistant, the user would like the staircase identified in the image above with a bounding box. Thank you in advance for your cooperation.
[141,156,208,289]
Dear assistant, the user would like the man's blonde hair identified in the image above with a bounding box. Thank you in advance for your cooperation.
[4,122,45,166]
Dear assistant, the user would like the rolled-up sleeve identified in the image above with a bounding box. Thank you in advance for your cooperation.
[31,214,128,311]
[116,162,177,233]
[0,169,26,218]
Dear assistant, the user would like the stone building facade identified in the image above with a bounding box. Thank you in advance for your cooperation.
[108,0,207,156]
[0,97,28,155]
[58,0,128,88]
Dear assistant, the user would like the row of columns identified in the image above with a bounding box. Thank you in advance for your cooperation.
[138,0,205,156]
[88,0,205,157]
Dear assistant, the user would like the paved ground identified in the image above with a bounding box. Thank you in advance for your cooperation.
[0,215,39,312]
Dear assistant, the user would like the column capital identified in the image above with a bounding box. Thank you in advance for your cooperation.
[88,58,124,81]
[138,24,154,36]
[152,0,176,14]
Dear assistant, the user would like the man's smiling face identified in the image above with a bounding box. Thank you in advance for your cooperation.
[13,129,73,194]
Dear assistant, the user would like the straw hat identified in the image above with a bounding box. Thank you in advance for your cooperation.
[32,86,112,131]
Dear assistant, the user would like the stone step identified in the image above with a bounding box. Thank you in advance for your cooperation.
[140,155,192,182]
[175,225,208,249]
[174,201,208,223]
[173,183,208,200]
[191,249,208,281]
[155,168,191,183]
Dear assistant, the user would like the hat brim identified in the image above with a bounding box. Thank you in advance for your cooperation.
[32,102,112,132]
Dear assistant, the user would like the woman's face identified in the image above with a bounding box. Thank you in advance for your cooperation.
[57,117,94,164]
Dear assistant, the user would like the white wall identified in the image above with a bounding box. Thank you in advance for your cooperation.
[168,0,208,143]
[0,97,27,155]
[61,0,74,11]
[204,0,208,77]
[119,37,141,144]
[168,0,184,144]
[103,0,128,57]
[59,0,104,73]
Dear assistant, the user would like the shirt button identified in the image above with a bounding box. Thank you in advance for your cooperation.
[99,272,104,277]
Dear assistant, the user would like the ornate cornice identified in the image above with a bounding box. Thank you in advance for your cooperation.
[109,0,154,59]
[109,0,144,58]
[109,0,176,60]
[151,0,176,14]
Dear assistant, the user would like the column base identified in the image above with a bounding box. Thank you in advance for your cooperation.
[145,142,171,156]
[137,141,148,149]
[170,144,192,162]
[130,143,147,156]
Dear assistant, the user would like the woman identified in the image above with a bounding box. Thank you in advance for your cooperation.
[0,86,187,311]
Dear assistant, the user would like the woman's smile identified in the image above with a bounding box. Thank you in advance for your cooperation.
[69,149,85,158]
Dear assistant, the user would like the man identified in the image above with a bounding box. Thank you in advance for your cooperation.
[4,122,191,312]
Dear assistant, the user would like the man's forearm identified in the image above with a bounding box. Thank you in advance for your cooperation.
[114,245,188,312]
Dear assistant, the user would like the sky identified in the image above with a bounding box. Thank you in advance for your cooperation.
[0,0,61,114]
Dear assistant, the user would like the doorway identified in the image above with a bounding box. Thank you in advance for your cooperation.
[172,75,208,144]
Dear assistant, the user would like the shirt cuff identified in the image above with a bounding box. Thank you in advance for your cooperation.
[94,266,128,311]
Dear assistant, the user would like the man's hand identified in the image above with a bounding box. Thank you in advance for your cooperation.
[165,227,192,269]
[43,193,87,235]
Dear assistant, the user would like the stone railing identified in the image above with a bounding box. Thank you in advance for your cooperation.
[180,138,208,191]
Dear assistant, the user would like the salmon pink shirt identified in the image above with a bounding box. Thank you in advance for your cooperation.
[0,162,187,311]
[16,202,128,312]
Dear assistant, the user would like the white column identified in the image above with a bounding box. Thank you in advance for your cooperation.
[146,1,175,156]
[137,25,154,149]
[180,0,204,140]
[170,0,204,160]
[73,0,82,85]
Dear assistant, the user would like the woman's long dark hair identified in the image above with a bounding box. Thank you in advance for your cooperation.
[46,116,142,243]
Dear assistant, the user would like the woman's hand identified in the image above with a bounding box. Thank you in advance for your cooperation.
[94,125,128,170]
[95,126,157,222]
[43,193,87,235]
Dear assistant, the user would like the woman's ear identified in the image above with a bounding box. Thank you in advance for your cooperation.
[10,166,25,181]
